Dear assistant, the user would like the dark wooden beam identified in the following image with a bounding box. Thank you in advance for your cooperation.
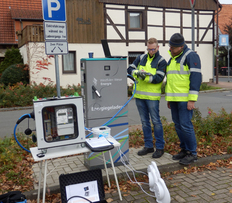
[106,13,125,40]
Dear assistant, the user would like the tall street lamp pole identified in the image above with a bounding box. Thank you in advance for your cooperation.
[216,0,219,84]
[189,0,196,51]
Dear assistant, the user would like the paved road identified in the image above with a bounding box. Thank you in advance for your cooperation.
[128,90,232,125]
[0,108,35,139]
[105,166,232,203]
[0,89,232,139]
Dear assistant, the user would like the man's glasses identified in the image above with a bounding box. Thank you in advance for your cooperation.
[147,48,157,52]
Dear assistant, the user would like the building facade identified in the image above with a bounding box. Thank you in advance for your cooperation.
[18,0,221,87]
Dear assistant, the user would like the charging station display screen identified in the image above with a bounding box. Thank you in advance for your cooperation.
[104,65,110,71]
[42,104,78,142]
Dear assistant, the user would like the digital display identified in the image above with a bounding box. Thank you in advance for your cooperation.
[104,66,110,71]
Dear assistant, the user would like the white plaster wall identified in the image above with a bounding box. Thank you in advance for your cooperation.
[105,4,124,9]
[128,6,145,10]
[194,44,214,82]
[148,27,163,40]
[148,11,162,25]
[183,13,192,27]
[199,11,212,27]
[19,45,27,63]
[129,32,145,39]
[166,12,180,26]
[107,26,125,39]
[107,9,125,24]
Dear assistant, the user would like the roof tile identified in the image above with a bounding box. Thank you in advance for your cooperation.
[11,9,42,20]
[217,4,232,34]
[0,0,42,45]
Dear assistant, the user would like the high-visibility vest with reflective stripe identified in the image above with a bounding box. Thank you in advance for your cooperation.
[134,54,164,100]
[165,49,198,101]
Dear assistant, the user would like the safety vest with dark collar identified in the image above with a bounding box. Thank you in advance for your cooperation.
[165,44,202,102]
[129,51,166,101]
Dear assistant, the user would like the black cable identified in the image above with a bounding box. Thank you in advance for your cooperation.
[66,195,92,203]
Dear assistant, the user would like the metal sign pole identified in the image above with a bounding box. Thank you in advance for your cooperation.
[55,55,61,97]
[228,46,230,82]
[189,0,196,51]
[219,35,229,83]
[42,0,68,98]
[216,0,219,84]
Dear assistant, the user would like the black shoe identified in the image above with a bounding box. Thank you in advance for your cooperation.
[137,147,154,156]
[179,152,197,165]
[152,149,164,158]
[172,149,187,160]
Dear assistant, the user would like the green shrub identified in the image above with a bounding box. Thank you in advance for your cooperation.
[0,47,23,74]
[192,107,232,142]
[0,64,29,86]
[0,83,81,108]
[161,82,166,94]
[200,82,220,91]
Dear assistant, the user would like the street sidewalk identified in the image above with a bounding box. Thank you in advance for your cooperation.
[208,80,232,89]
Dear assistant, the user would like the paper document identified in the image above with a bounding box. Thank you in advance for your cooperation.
[85,137,112,148]
[65,180,100,203]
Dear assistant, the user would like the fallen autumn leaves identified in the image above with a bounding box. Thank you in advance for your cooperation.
[1,129,232,202]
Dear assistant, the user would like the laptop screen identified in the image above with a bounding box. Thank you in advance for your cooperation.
[101,39,111,58]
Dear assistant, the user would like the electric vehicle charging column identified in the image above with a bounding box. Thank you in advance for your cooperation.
[81,58,129,169]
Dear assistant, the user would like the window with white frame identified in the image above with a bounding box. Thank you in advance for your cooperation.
[62,51,76,74]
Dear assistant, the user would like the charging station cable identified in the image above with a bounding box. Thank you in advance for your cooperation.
[14,112,34,153]
[116,147,171,202]
[116,147,156,198]
[85,74,136,137]
[102,74,135,126]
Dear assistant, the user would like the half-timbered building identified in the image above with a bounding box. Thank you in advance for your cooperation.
[18,0,222,86]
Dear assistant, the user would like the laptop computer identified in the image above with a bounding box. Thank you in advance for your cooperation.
[101,39,127,58]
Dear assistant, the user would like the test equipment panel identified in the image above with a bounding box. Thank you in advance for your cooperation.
[33,96,85,150]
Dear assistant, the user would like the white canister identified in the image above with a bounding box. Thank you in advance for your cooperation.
[91,126,111,138]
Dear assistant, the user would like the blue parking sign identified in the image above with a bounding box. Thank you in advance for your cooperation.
[219,34,229,46]
[42,0,66,21]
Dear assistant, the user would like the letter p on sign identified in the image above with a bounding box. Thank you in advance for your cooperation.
[42,0,66,22]
[48,0,60,18]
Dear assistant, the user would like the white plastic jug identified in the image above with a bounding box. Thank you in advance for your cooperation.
[92,126,111,138]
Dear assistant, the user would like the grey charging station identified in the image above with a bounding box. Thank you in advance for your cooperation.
[81,58,129,169]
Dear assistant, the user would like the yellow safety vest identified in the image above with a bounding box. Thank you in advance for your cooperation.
[134,54,164,101]
[165,50,198,101]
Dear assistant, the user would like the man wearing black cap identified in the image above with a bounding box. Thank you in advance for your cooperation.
[165,33,202,165]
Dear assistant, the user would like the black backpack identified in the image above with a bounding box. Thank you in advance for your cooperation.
[0,191,26,203]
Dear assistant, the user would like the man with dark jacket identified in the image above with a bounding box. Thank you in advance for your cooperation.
[165,33,202,165]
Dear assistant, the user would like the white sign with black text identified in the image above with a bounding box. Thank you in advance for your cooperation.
[44,22,67,41]
[45,41,68,55]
